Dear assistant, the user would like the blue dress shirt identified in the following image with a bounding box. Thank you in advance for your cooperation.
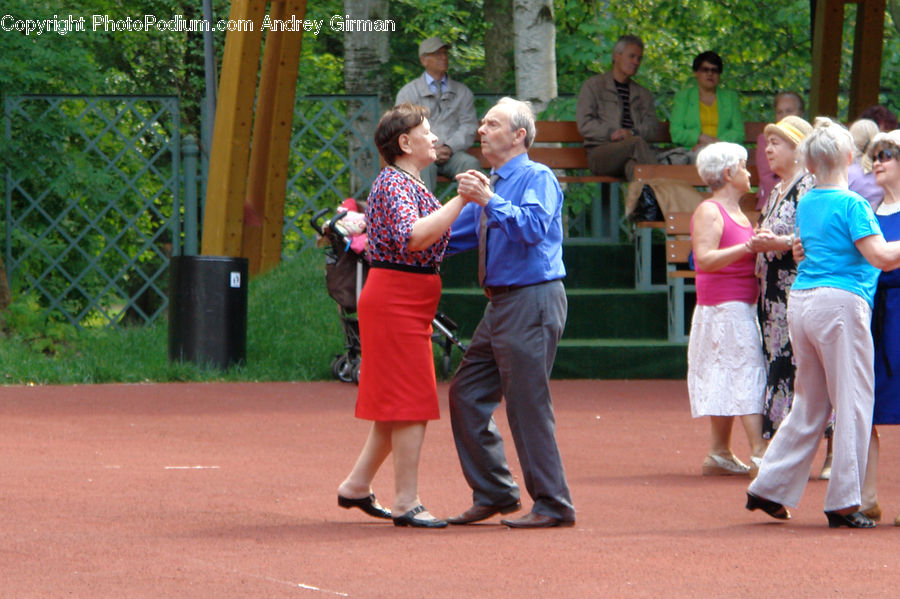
[448,153,566,287]
[424,72,446,96]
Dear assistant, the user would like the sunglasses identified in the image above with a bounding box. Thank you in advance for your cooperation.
[875,148,896,163]
[697,66,720,74]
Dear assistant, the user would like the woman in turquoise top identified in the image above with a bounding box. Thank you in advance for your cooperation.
[670,51,744,153]
[746,118,900,529]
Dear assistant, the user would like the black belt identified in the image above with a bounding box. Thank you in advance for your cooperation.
[483,279,558,299]
[370,260,439,275]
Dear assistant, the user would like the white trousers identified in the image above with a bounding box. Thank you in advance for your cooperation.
[748,287,874,512]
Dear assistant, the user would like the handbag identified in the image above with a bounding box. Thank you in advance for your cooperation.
[629,184,663,222]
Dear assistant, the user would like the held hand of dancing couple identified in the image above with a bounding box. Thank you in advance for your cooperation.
[746,228,791,253]
[455,169,493,206]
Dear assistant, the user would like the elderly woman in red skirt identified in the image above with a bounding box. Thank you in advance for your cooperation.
[337,103,472,528]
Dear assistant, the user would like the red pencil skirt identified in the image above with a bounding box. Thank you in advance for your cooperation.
[355,267,441,421]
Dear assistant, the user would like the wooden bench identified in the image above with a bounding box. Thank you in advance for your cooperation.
[529,121,624,241]
[665,212,696,343]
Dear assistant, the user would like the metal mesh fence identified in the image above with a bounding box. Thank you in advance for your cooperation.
[3,95,181,328]
[282,95,380,258]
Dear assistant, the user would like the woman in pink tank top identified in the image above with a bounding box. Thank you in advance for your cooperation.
[687,142,768,478]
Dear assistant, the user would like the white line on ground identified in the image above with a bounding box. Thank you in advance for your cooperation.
[163,465,221,470]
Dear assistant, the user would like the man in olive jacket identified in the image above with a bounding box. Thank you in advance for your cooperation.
[576,34,659,181]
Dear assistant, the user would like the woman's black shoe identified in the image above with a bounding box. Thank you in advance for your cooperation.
[825,510,876,528]
[392,505,448,528]
[338,493,392,519]
[746,492,791,520]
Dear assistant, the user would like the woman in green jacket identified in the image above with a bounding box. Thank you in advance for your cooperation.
[671,51,744,154]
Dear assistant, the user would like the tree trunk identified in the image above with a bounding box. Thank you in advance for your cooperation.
[343,0,391,195]
[513,0,557,113]
[484,0,514,94]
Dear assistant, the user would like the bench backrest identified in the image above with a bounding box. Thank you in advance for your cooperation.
[465,120,767,175]
[666,211,693,236]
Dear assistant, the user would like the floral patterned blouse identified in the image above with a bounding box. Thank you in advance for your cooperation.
[364,167,448,269]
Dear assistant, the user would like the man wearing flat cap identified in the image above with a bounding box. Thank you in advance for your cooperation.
[396,36,482,191]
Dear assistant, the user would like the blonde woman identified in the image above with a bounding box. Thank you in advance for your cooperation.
[748,118,900,528]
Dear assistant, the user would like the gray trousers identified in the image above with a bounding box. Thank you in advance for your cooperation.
[586,136,657,181]
[421,150,483,192]
[449,280,575,521]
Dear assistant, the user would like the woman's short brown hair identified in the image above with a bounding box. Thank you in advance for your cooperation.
[375,103,429,165]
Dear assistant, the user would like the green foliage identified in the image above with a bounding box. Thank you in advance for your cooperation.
[1,292,76,355]
[555,0,815,121]
[296,0,346,95]
[0,251,342,383]
[0,1,105,95]
[879,6,900,116]
[4,96,177,327]
[388,0,489,91]
[6,1,900,126]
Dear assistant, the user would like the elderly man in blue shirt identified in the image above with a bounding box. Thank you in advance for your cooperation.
[444,97,575,529]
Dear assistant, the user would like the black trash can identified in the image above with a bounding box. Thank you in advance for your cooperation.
[168,255,248,369]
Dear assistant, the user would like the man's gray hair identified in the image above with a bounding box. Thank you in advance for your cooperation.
[696,142,748,190]
[497,97,536,148]
[613,34,644,55]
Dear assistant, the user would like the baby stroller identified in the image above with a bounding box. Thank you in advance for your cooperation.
[310,200,466,384]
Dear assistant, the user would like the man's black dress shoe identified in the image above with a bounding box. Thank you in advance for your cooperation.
[338,493,392,519]
[446,501,521,525]
[745,492,790,520]
[501,512,574,528]
[392,505,448,528]
[825,510,876,528]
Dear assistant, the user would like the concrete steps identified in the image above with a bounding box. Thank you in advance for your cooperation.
[438,240,691,379]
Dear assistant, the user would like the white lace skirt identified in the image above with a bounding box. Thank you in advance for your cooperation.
[687,301,766,418]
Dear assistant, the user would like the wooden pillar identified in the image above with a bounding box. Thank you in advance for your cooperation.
[201,0,268,257]
[848,0,885,120]
[810,0,886,120]
[809,0,844,118]
[243,0,307,274]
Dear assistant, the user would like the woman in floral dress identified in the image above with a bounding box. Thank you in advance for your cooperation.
[750,116,814,445]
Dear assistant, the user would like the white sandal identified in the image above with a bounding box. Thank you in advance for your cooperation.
[702,453,750,476]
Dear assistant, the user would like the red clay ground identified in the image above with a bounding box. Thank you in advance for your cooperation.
[3,380,899,598]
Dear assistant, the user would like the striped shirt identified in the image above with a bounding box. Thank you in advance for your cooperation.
[615,80,634,130]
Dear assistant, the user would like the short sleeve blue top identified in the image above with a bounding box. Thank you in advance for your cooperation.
[793,187,882,307]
